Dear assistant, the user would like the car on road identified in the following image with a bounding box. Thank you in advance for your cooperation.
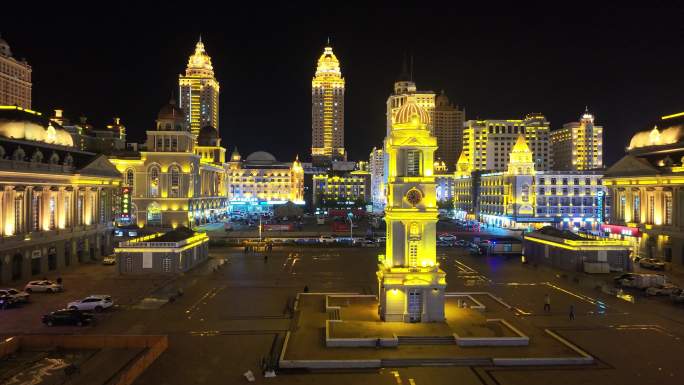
[24,280,63,293]
[1,294,19,309]
[646,284,679,296]
[670,289,684,303]
[455,239,467,247]
[439,234,457,242]
[639,258,666,270]
[319,235,337,244]
[67,295,113,312]
[437,240,454,247]
[42,309,94,327]
[0,288,30,303]
[360,239,378,248]
[102,255,117,265]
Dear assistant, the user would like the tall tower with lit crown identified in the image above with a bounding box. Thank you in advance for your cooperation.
[179,37,220,138]
[377,95,446,323]
[311,43,345,165]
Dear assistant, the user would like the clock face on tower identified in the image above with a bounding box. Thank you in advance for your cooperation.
[405,188,423,206]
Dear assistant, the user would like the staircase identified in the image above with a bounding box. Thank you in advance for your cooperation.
[327,308,340,321]
[397,335,455,345]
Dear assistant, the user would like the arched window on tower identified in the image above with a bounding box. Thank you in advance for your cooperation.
[169,165,180,198]
[125,169,135,194]
[149,166,160,197]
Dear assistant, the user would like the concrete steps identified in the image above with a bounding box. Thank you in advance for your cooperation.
[327,308,340,321]
[381,357,492,367]
[397,335,455,345]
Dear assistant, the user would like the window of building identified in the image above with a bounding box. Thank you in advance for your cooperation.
[619,195,626,220]
[14,194,24,234]
[551,188,556,195]
[64,195,71,227]
[665,193,673,225]
[169,166,180,198]
[406,150,421,176]
[648,195,655,224]
[562,178,568,185]
[32,192,41,232]
[76,194,84,226]
[585,178,591,185]
[49,196,56,230]
[149,166,160,197]
[633,194,641,222]
[126,169,134,187]
[551,178,557,185]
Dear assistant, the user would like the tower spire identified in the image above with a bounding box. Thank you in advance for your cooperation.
[326,36,330,46]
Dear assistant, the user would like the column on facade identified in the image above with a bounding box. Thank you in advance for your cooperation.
[0,187,13,236]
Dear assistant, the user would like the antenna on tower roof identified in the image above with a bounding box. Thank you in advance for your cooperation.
[198,34,202,43]
[410,54,414,81]
[327,36,331,46]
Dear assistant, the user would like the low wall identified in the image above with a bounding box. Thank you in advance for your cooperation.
[454,319,530,347]
[0,335,168,385]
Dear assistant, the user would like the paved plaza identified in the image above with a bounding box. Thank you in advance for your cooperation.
[2,239,684,384]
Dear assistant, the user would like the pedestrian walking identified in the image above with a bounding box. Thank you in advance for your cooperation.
[303,285,309,293]
[569,304,575,320]
[264,254,268,263]
[544,294,551,313]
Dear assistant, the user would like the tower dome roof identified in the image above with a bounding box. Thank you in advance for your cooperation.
[186,37,214,75]
[394,97,430,126]
[197,125,219,146]
[157,99,185,121]
[315,45,341,76]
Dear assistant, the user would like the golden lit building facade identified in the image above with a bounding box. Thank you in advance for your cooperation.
[110,101,228,228]
[463,114,551,172]
[179,38,220,138]
[603,112,684,269]
[312,168,370,209]
[454,135,606,230]
[311,44,345,165]
[551,108,603,171]
[0,36,32,109]
[0,106,121,284]
[226,149,304,212]
[377,95,446,323]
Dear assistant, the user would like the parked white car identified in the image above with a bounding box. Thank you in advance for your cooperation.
[319,235,336,244]
[439,234,458,242]
[67,295,113,312]
[24,280,63,293]
[639,258,666,270]
[0,288,30,303]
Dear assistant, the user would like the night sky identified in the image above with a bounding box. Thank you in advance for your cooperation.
[3,5,684,166]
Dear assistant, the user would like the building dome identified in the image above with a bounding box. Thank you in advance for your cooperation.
[197,125,219,146]
[157,99,185,121]
[245,151,277,164]
[394,97,430,127]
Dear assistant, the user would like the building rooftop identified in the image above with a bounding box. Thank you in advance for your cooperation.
[153,226,197,243]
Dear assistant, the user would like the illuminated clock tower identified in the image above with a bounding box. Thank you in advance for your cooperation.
[377,95,446,323]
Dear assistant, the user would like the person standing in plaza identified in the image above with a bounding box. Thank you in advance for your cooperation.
[569,304,575,320]
[544,294,551,313]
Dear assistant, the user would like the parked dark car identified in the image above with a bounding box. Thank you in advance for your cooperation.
[42,309,94,327]
[1,294,19,309]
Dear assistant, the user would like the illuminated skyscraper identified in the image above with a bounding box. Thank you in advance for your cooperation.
[377,95,446,323]
[433,90,465,171]
[0,35,32,109]
[311,43,345,165]
[179,37,220,138]
[551,108,603,170]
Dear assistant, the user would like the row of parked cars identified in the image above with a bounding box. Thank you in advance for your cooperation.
[0,279,114,327]
[614,273,684,303]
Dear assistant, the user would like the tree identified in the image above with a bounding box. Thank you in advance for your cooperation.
[437,199,454,210]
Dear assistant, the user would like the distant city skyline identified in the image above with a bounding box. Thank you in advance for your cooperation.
[2,6,683,165]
